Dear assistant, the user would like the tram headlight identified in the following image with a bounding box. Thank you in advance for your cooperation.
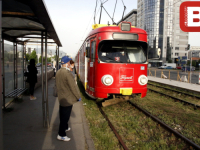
[102,75,114,86]
[138,75,148,85]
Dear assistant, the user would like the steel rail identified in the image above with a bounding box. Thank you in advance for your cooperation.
[97,103,129,150]
[148,88,200,109]
[148,82,200,99]
[128,101,200,150]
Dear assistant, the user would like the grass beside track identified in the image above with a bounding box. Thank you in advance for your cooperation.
[78,81,122,150]
[148,81,200,98]
[102,102,189,150]
[148,84,200,106]
[133,90,200,147]
[78,79,192,149]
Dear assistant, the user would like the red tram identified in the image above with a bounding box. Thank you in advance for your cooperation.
[75,22,148,106]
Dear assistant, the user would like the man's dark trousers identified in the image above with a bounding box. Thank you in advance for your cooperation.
[58,105,73,136]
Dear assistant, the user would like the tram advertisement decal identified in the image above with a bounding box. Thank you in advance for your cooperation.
[119,68,134,82]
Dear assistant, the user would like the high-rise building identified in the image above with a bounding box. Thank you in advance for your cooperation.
[137,0,188,66]
[117,9,137,27]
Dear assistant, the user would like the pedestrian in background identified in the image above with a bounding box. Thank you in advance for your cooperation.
[56,56,81,141]
[70,60,75,78]
[27,59,38,100]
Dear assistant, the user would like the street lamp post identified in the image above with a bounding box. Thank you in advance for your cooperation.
[190,51,193,83]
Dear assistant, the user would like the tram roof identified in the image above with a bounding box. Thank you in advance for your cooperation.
[88,25,147,38]
[2,0,62,46]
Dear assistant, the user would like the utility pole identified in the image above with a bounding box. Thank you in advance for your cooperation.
[190,51,193,83]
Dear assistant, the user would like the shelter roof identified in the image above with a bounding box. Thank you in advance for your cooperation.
[2,0,62,46]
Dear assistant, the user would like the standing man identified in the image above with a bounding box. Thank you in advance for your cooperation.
[56,56,81,141]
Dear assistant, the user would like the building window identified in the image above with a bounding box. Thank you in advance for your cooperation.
[175,47,179,50]
[185,53,187,56]
[175,53,179,56]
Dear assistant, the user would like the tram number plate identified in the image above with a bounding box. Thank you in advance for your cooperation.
[120,88,132,95]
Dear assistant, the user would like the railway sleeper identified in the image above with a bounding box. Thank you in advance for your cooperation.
[102,95,132,107]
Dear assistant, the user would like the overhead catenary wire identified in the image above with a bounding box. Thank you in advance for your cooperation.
[81,3,101,44]
[94,0,98,24]
[102,6,114,23]
[112,0,118,24]
[121,0,125,7]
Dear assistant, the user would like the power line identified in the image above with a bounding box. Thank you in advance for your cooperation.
[81,4,101,42]
[121,0,125,7]
[94,0,98,24]
[112,0,118,23]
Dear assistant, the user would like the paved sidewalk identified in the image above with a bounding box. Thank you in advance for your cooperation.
[3,78,95,150]
[148,76,200,92]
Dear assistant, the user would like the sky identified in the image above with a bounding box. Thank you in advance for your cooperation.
[43,0,200,57]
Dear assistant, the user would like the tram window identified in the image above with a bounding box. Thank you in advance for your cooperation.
[91,41,96,62]
[98,40,147,63]
[86,41,90,58]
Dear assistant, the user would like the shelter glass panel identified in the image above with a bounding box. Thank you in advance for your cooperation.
[17,45,24,88]
[4,42,15,104]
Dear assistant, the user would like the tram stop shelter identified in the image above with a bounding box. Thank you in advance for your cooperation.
[0,0,62,149]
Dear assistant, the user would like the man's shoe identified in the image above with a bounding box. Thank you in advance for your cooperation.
[65,127,71,132]
[57,135,70,141]
[30,96,36,100]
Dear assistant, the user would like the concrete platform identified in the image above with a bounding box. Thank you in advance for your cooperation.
[3,78,95,150]
[148,76,200,92]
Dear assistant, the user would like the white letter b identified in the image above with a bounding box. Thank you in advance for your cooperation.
[187,7,200,27]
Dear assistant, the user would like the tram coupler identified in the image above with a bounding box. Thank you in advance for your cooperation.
[102,95,131,107]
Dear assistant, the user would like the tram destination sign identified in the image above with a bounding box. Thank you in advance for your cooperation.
[113,33,138,40]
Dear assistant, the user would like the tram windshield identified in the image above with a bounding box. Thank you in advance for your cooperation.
[98,40,147,63]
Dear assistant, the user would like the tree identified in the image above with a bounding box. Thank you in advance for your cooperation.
[29,50,38,63]
[187,60,190,66]
[168,59,172,63]
[26,53,30,62]
[192,60,196,67]
[39,56,51,64]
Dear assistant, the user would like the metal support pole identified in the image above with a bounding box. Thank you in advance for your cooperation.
[41,31,46,127]
[45,31,50,128]
[56,46,58,72]
[0,0,4,148]
[24,44,27,88]
[16,42,18,89]
[2,39,5,109]
[58,46,59,68]
[14,43,16,90]
[190,52,192,83]
[22,43,25,88]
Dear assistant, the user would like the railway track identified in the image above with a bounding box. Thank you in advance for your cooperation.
[148,82,200,99]
[148,88,200,109]
[97,99,200,150]
[96,102,129,150]
[128,101,200,150]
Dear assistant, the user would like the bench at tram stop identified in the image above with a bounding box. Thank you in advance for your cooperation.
[3,70,54,108]
[5,88,28,99]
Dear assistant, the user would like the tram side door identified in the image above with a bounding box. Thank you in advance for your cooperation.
[88,39,96,96]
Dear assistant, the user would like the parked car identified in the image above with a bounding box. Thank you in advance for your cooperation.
[165,66,173,69]
[47,62,52,67]
[182,66,195,71]
[158,63,176,69]
[36,63,41,67]
[176,66,181,69]
[158,66,164,69]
